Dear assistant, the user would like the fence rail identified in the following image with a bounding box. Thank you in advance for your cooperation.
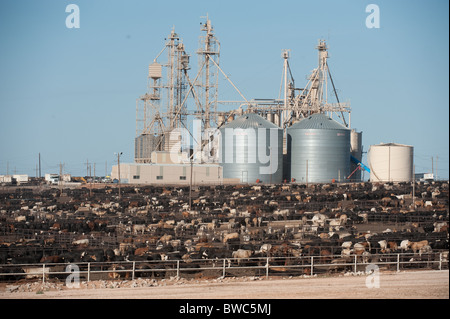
[0,251,447,284]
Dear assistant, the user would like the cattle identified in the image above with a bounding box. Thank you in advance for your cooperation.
[40,255,63,263]
[339,214,348,225]
[134,247,149,256]
[258,244,272,255]
[400,240,411,251]
[159,234,173,244]
[231,249,252,265]
[410,240,429,254]
[418,245,432,257]
[353,243,366,255]
[108,264,130,279]
[223,232,239,243]
[328,257,352,273]
[378,240,397,253]
[378,240,388,253]
[72,238,89,246]
[341,241,352,250]
[312,213,327,227]
[132,224,146,234]
[387,241,398,252]
[0,181,447,282]
[434,222,448,233]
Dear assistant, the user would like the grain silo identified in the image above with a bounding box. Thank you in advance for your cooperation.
[350,129,363,181]
[135,134,164,163]
[368,143,413,182]
[219,113,283,183]
[288,113,351,183]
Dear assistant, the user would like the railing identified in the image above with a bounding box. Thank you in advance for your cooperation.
[0,252,447,284]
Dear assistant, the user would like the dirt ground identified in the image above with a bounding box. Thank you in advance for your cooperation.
[0,270,448,299]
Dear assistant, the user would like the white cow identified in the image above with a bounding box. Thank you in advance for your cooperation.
[341,241,353,249]
[312,213,327,227]
[400,240,411,251]
[378,240,388,253]
[258,244,272,255]
[72,238,89,246]
[232,249,252,265]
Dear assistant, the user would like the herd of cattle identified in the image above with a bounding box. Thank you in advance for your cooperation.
[0,180,448,281]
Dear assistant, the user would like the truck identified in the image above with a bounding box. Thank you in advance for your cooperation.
[45,174,59,185]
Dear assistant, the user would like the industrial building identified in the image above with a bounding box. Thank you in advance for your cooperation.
[112,16,413,185]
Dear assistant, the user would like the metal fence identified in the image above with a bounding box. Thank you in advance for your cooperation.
[0,251,447,284]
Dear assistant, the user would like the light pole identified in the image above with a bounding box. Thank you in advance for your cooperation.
[115,152,123,199]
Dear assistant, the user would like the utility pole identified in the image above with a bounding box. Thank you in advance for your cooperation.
[431,157,434,177]
[412,164,416,210]
[59,162,63,192]
[117,152,123,199]
[189,160,193,210]
[436,155,438,180]
[39,153,41,178]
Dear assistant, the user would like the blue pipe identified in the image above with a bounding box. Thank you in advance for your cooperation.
[350,155,370,173]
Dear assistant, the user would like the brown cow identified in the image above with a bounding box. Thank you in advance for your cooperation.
[387,241,398,252]
[40,255,63,263]
[223,232,239,243]
[319,249,332,264]
[108,264,130,279]
[134,247,149,256]
[410,240,429,254]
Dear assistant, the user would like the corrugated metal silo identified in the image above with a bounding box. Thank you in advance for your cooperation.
[368,143,413,182]
[288,113,351,183]
[219,113,283,183]
[135,134,164,163]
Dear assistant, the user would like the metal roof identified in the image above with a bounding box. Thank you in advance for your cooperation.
[221,113,280,130]
[371,143,413,148]
[289,113,349,130]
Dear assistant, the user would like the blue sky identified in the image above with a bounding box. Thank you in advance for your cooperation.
[0,0,448,179]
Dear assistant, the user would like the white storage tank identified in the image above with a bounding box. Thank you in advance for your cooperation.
[148,62,162,79]
[368,143,413,182]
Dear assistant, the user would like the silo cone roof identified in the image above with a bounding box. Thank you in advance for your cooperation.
[221,113,280,129]
[289,113,349,130]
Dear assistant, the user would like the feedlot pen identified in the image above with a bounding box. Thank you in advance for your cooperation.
[0,252,448,284]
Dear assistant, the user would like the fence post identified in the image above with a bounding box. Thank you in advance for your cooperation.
[42,264,45,284]
[87,263,90,282]
[176,260,180,278]
[310,256,314,276]
[132,261,136,280]
[397,254,400,272]
[223,259,226,278]
[266,257,269,279]
[439,253,442,271]
[354,255,357,273]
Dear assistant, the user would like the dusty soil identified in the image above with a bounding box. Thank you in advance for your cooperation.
[0,270,448,299]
